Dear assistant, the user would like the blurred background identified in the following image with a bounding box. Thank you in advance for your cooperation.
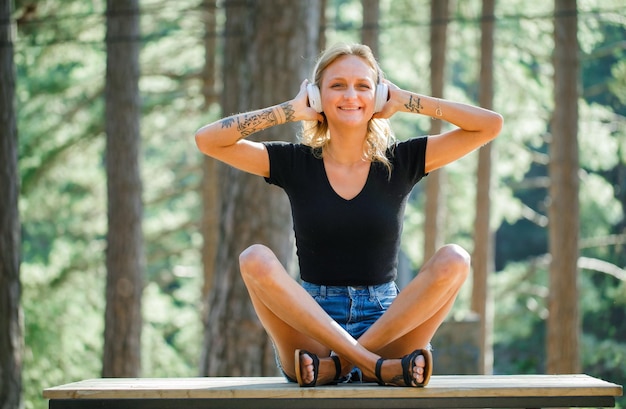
[1,0,624,408]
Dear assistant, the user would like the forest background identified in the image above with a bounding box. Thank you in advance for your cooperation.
[1,0,625,408]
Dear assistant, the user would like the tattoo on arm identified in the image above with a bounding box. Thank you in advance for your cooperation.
[221,117,235,128]
[236,109,278,137]
[219,104,289,138]
[281,102,295,122]
[404,95,423,114]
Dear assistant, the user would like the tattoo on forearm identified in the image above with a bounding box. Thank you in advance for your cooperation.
[221,117,235,128]
[236,109,277,137]
[281,102,295,122]
[404,95,423,113]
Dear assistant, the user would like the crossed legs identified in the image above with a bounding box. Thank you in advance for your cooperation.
[238,243,469,386]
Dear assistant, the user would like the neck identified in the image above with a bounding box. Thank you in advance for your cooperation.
[324,121,370,165]
[325,137,367,166]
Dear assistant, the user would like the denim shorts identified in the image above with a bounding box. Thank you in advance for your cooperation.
[301,280,399,339]
[276,280,399,382]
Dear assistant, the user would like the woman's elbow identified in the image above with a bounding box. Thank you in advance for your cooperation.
[194,132,206,155]
[194,128,215,156]
[485,111,504,141]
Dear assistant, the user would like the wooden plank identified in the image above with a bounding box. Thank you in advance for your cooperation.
[43,374,622,401]
[47,395,619,409]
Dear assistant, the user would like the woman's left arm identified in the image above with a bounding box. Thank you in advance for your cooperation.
[375,84,503,173]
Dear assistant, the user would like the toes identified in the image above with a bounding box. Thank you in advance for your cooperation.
[304,365,314,383]
[301,353,313,367]
[300,354,314,383]
[413,366,424,384]
[411,354,426,385]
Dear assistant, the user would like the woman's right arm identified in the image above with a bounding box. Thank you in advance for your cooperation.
[195,80,321,178]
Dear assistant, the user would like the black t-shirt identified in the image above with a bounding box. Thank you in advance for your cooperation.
[263,137,428,286]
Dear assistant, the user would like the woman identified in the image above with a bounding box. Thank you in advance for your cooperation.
[195,43,503,387]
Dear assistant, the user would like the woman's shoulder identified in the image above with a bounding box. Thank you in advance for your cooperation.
[383,136,429,184]
[388,136,428,158]
[395,135,428,148]
[263,141,321,188]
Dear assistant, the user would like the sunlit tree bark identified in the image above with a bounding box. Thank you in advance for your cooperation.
[547,0,580,374]
[103,0,144,377]
[361,0,380,57]
[317,0,327,53]
[471,0,496,375]
[200,0,220,337]
[423,0,449,262]
[200,0,321,376]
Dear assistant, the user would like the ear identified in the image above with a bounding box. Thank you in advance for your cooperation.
[307,83,323,113]
[374,83,389,113]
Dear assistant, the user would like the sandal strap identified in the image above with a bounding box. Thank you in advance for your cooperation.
[298,350,320,387]
[376,349,428,387]
[401,350,420,387]
[310,353,320,385]
[331,355,341,380]
[375,358,386,386]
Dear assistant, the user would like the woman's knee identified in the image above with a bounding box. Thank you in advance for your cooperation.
[239,243,273,270]
[430,244,470,285]
[239,244,279,281]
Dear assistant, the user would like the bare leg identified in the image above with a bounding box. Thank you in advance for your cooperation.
[239,243,468,386]
[315,244,470,384]
[360,244,470,351]
[238,244,373,384]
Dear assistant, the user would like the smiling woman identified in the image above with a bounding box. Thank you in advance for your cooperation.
[301,45,393,176]
[195,42,503,389]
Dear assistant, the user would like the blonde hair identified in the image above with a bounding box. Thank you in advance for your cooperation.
[301,43,395,175]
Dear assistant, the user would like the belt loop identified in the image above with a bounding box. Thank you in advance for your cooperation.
[368,285,376,301]
[320,284,327,298]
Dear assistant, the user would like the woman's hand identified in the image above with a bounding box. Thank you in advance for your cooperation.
[290,79,325,123]
[372,80,403,119]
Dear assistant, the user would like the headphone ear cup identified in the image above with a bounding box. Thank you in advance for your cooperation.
[374,83,389,113]
[307,83,323,113]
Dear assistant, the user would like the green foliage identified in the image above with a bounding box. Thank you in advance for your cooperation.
[22,259,105,409]
[141,280,203,377]
[12,0,626,408]
[15,0,208,407]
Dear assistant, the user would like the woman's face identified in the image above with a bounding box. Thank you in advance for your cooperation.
[319,55,378,128]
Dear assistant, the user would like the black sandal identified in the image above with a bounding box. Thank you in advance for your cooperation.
[294,349,342,387]
[375,348,433,387]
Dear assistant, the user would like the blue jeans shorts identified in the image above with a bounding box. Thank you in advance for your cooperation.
[276,280,398,382]
[301,280,399,339]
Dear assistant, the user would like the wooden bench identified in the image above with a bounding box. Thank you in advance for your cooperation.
[43,374,622,409]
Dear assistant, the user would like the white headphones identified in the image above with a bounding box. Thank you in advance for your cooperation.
[306,81,389,114]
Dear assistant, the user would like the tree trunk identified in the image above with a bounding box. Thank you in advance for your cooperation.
[201,0,219,110]
[547,0,580,374]
[0,1,23,406]
[103,0,144,378]
[471,0,496,375]
[200,0,220,336]
[318,0,327,53]
[200,0,321,377]
[424,0,449,262]
[361,0,380,57]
